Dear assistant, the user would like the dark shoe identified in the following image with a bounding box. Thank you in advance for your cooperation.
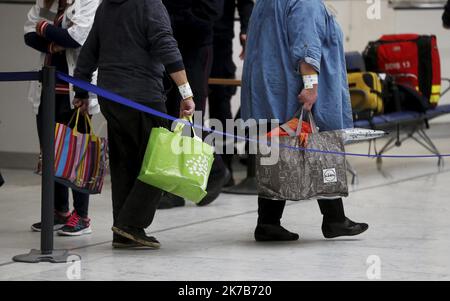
[223,175,235,188]
[157,194,185,209]
[197,168,231,207]
[112,225,160,249]
[31,211,70,232]
[254,224,300,242]
[0,172,4,187]
[112,234,147,249]
[57,211,92,236]
[322,217,369,239]
[222,155,235,188]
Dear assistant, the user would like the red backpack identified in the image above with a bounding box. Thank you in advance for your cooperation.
[363,34,441,107]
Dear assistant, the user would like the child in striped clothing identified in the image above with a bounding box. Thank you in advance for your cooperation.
[24,0,100,236]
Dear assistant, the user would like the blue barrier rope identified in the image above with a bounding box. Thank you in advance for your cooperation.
[0,71,448,159]
[0,71,40,82]
[56,72,450,159]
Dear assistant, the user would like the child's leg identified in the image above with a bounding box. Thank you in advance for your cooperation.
[54,182,70,214]
[72,191,89,218]
[57,191,91,236]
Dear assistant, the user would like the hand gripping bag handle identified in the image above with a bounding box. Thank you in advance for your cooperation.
[67,109,95,136]
[173,116,202,141]
[294,107,319,137]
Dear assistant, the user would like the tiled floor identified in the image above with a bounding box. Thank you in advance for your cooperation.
[0,123,449,281]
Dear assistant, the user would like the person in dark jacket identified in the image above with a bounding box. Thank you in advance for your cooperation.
[443,0,450,28]
[209,0,254,186]
[159,0,230,209]
[73,0,195,249]
[163,0,223,119]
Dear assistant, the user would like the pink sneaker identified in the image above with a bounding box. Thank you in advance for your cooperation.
[57,211,92,236]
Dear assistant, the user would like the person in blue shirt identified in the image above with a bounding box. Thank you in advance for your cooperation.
[241,0,369,241]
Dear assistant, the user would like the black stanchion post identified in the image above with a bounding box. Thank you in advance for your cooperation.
[41,65,56,255]
[13,66,79,263]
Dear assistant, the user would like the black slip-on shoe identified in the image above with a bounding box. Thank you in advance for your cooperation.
[112,234,149,249]
[254,224,300,242]
[31,211,70,232]
[223,174,235,188]
[322,217,369,239]
[197,168,231,207]
[111,226,160,249]
[157,194,185,210]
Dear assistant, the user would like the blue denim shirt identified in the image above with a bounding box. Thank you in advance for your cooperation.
[241,0,353,131]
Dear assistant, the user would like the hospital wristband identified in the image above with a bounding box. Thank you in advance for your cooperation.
[178,83,193,100]
[303,74,319,89]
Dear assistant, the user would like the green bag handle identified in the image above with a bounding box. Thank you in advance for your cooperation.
[173,116,202,141]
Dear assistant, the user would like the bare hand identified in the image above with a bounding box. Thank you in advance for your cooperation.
[50,44,65,53]
[73,98,89,114]
[239,34,247,60]
[298,85,318,112]
[180,97,195,118]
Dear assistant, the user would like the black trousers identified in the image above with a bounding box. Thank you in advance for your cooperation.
[209,38,236,123]
[36,94,89,217]
[165,44,227,184]
[99,98,168,228]
[209,38,237,170]
[258,197,346,225]
[166,45,213,117]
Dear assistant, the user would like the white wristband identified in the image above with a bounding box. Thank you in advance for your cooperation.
[303,74,318,89]
[178,83,193,100]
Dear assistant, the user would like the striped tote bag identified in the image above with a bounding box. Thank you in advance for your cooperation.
[54,110,108,194]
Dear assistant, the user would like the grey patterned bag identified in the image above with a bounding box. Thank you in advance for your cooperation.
[256,110,349,201]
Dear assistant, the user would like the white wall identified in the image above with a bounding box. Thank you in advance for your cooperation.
[0,4,40,154]
[1,1,449,159]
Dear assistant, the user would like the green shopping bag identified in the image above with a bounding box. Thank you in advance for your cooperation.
[138,117,215,203]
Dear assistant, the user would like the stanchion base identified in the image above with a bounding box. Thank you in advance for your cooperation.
[12,249,79,263]
[222,177,258,195]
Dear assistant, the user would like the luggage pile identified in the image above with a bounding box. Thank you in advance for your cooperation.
[346,34,441,122]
